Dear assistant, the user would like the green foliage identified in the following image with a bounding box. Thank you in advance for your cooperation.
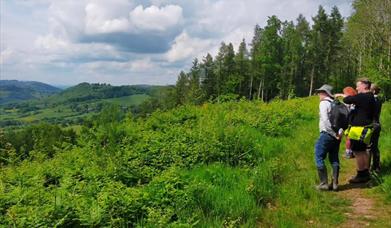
[1,123,76,165]
[346,0,391,99]
[0,97,319,226]
[378,103,391,200]
[0,97,390,226]
[172,6,358,105]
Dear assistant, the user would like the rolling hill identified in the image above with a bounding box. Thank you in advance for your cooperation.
[0,82,169,128]
[0,80,62,104]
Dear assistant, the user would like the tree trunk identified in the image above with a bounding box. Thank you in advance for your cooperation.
[249,74,253,99]
[257,79,262,100]
[261,79,264,101]
[388,35,391,73]
[309,66,315,97]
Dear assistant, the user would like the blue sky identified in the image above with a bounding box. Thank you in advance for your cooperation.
[0,0,352,86]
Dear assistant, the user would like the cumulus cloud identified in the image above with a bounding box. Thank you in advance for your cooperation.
[40,1,184,53]
[2,0,352,85]
[166,32,214,62]
[85,4,130,34]
[84,0,135,34]
[129,5,183,32]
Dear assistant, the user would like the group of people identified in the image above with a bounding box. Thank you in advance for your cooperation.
[314,78,382,191]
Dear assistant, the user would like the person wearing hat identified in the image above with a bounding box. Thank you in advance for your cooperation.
[314,84,341,191]
[335,78,376,183]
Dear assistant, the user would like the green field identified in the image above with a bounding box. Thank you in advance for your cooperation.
[0,94,150,128]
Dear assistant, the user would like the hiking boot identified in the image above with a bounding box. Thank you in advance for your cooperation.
[331,166,339,191]
[349,169,370,184]
[316,167,329,191]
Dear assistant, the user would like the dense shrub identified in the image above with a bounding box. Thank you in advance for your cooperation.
[3,97,389,226]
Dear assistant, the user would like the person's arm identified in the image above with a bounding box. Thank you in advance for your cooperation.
[343,95,358,104]
[334,93,346,98]
[319,101,331,129]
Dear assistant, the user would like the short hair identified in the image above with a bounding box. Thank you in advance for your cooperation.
[371,84,381,94]
[357,77,371,89]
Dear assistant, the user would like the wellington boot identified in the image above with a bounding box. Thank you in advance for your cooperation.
[316,167,329,191]
[331,166,339,191]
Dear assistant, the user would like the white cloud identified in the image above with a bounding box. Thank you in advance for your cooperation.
[33,35,124,63]
[79,57,156,73]
[85,0,132,34]
[2,0,352,85]
[130,58,155,71]
[166,32,214,62]
[0,49,16,65]
[35,34,69,51]
[129,5,183,32]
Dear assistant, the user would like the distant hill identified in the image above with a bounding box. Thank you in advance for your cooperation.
[0,82,170,128]
[47,82,154,104]
[0,80,62,104]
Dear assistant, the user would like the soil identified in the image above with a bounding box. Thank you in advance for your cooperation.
[337,158,391,227]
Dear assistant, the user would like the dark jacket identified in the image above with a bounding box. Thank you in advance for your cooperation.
[343,92,375,126]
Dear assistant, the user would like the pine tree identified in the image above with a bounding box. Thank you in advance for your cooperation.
[188,58,204,104]
[249,25,264,99]
[257,16,283,101]
[328,6,344,91]
[200,53,217,99]
[235,39,250,97]
[175,71,190,105]
[308,6,330,95]
[295,14,311,97]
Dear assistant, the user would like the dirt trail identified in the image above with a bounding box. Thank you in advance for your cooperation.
[337,158,391,227]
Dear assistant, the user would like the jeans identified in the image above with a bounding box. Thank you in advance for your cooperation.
[315,132,340,169]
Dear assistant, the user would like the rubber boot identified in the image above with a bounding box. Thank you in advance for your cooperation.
[331,166,339,191]
[316,167,329,191]
[349,169,370,183]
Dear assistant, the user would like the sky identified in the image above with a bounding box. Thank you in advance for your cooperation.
[0,0,352,86]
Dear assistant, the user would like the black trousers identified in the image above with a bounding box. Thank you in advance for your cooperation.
[370,124,381,169]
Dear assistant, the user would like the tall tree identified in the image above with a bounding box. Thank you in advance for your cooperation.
[235,39,250,97]
[175,71,190,105]
[249,25,264,99]
[256,16,283,101]
[200,53,217,99]
[280,21,302,99]
[346,0,391,99]
[188,58,204,104]
[328,6,345,91]
[308,6,330,95]
[295,14,311,97]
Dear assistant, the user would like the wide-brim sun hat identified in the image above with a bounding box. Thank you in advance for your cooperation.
[315,84,334,98]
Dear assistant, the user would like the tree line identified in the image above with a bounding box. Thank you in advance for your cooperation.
[170,2,390,106]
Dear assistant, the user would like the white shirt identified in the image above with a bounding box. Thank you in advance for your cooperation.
[319,97,337,138]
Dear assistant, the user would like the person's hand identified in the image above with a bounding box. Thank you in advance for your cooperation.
[334,93,346,98]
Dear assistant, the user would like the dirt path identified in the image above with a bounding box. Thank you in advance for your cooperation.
[337,158,391,227]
